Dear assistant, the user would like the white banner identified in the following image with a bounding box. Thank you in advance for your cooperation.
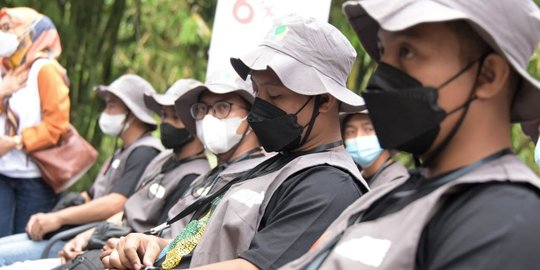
[206,0,332,78]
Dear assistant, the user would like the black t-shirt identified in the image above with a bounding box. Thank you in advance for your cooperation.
[416,183,540,270]
[239,166,363,270]
[104,146,160,198]
[157,173,200,224]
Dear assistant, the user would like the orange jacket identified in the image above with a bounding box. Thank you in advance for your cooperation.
[0,64,71,152]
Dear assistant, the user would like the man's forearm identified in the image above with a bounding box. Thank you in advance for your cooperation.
[56,193,127,225]
[106,211,124,225]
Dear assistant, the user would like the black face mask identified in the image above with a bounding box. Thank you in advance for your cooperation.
[160,123,193,150]
[248,96,321,153]
[362,55,486,156]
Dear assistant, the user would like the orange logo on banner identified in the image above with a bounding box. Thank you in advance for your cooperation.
[233,0,254,24]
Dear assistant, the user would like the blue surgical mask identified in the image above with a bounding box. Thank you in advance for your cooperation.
[345,135,384,167]
[535,137,540,167]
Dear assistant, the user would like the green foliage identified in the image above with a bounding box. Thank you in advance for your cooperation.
[2,0,539,191]
[3,0,214,190]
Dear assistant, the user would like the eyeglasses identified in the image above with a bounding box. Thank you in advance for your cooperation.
[190,100,247,120]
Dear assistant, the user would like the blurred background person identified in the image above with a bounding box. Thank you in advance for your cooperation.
[0,7,70,237]
[342,110,408,188]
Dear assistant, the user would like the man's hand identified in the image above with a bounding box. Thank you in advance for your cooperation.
[59,230,93,264]
[104,237,121,252]
[25,212,62,240]
[101,233,166,270]
[0,66,28,98]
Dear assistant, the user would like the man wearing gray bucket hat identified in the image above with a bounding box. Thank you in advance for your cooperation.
[87,74,163,206]
[101,68,269,270]
[0,74,164,266]
[120,78,210,233]
[281,0,540,269]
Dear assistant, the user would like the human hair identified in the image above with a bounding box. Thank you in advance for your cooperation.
[445,20,491,64]
[237,94,252,111]
[446,20,519,103]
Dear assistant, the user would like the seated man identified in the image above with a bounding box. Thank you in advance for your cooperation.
[102,15,369,270]
[342,110,408,188]
[160,70,265,240]
[282,0,540,269]
[0,74,163,266]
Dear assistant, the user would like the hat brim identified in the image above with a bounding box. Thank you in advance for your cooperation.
[508,59,540,122]
[339,110,368,124]
[343,0,540,123]
[343,0,467,62]
[143,93,177,115]
[174,85,254,135]
[231,46,365,112]
[521,119,540,142]
[95,86,157,126]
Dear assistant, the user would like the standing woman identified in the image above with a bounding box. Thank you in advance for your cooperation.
[0,7,70,237]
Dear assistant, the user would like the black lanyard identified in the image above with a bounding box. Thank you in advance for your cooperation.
[145,147,263,235]
[145,141,343,235]
[189,147,263,199]
[301,148,512,270]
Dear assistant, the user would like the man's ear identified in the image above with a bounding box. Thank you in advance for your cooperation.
[318,94,338,113]
[475,53,511,100]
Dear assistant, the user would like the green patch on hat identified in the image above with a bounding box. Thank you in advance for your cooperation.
[270,24,289,41]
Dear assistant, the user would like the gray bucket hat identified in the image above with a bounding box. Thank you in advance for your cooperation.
[174,69,255,134]
[230,14,365,113]
[343,0,540,123]
[339,110,368,124]
[95,74,157,126]
[144,79,203,115]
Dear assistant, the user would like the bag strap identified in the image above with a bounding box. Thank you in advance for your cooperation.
[4,100,19,136]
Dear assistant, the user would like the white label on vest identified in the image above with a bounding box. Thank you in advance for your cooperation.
[195,186,212,197]
[230,189,265,208]
[334,236,391,267]
[111,159,121,169]
[149,183,166,199]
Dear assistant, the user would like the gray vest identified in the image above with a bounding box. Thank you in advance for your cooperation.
[91,135,163,199]
[190,149,369,267]
[123,150,210,232]
[163,155,270,238]
[281,155,540,270]
[366,161,409,189]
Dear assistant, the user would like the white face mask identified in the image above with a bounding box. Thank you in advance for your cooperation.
[196,115,245,154]
[0,31,19,58]
[99,112,128,136]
